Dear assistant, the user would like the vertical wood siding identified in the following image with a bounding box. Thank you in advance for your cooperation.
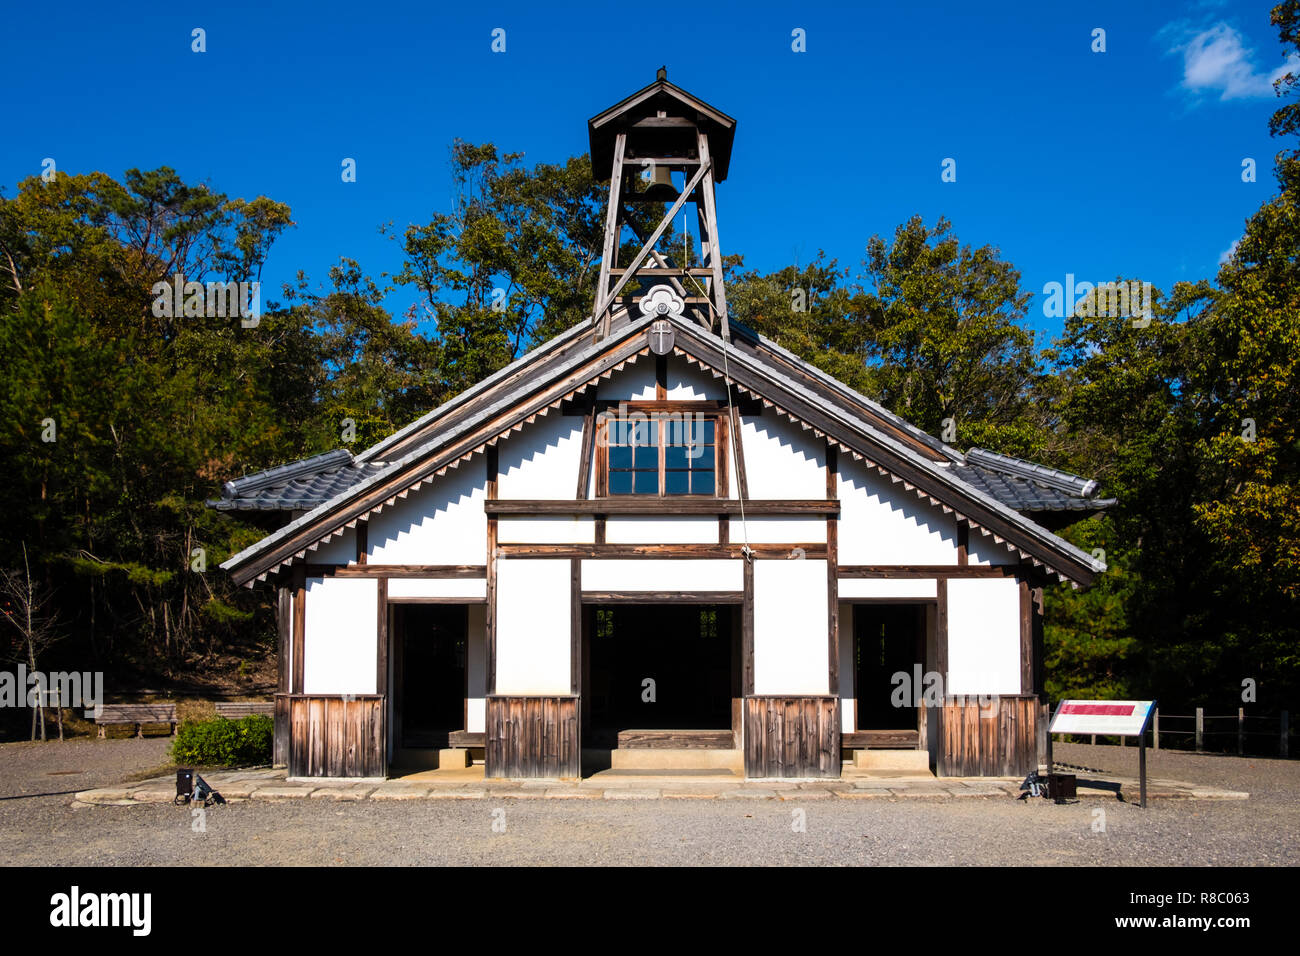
[485,695,580,778]
[744,695,840,777]
[935,694,1037,777]
[285,694,385,778]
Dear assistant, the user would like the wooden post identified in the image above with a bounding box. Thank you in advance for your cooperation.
[1238,707,1245,756]
[1282,711,1290,758]
[593,133,625,338]
[1038,699,1051,773]
[1152,707,1160,750]
[1138,731,1147,809]
[1195,707,1204,751]
[696,132,729,335]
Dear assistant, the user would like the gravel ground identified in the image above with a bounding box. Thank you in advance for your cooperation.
[1,739,1296,866]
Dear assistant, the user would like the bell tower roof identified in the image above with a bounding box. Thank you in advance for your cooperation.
[588,68,737,183]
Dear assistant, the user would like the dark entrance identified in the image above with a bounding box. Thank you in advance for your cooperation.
[854,603,926,731]
[390,604,467,751]
[583,603,737,749]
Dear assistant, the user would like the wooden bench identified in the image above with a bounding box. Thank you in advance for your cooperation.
[617,729,734,750]
[842,729,920,750]
[96,703,177,738]
[214,701,274,719]
[448,731,485,749]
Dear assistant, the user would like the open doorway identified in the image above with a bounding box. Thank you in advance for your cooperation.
[582,603,739,763]
[389,604,467,763]
[854,603,927,740]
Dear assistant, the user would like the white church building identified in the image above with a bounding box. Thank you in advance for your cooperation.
[214,71,1111,780]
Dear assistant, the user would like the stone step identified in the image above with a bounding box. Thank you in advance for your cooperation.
[852,749,932,772]
[610,747,744,773]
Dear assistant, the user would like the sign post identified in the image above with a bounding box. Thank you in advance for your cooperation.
[1048,700,1157,808]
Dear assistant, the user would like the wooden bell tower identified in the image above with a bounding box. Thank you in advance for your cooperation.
[587,67,737,341]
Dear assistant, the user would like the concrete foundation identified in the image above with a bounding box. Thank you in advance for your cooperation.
[611,748,744,773]
[852,749,932,772]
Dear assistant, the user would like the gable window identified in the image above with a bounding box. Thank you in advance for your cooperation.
[596,404,728,497]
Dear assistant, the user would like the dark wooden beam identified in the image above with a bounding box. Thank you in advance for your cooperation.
[575,387,597,499]
[484,499,838,516]
[276,586,291,695]
[1031,586,1045,700]
[827,446,839,698]
[838,564,1024,578]
[843,730,919,750]
[571,559,581,695]
[1020,580,1034,695]
[302,564,486,578]
[696,131,728,330]
[385,596,488,604]
[617,729,732,749]
[485,446,499,697]
[729,404,749,500]
[497,543,827,559]
[742,559,754,696]
[291,567,305,695]
[580,590,743,604]
[594,132,626,337]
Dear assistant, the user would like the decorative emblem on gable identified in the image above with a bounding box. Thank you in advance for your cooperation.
[640,284,685,320]
[648,319,675,355]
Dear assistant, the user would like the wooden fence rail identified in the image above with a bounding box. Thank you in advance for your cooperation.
[1066,707,1291,758]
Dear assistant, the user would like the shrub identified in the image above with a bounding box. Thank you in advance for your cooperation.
[171,715,273,767]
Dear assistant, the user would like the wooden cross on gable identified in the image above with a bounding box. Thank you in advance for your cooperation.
[648,319,674,355]
[586,68,736,344]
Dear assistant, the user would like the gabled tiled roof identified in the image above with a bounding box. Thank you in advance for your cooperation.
[212,310,1112,588]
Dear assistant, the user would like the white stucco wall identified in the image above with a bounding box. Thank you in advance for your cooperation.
[581,559,743,592]
[837,458,960,565]
[302,576,377,694]
[838,578,938,599]
[386,577,487,600]
[366,465,487,565]
[598,360,656,400]
[752,560,829,695]
[604,517,718,544]
[497,517,596,543]
[729,517,826,544]
[740,415,826,499]
[494,558,571,695]
[946,577,1022,695]
[497,414,586,500]
[665,361,726,400]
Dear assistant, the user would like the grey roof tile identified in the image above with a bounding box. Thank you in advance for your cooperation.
[951,462,1115,513]
[209,455,387,511]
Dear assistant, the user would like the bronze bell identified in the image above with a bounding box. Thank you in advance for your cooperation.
[636,164,678,202]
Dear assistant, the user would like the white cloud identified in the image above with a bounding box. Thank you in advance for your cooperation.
[1166,22,1296,101]
[1218,238,1240,265]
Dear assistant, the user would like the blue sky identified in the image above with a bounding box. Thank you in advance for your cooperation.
[2,0,1292,344]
